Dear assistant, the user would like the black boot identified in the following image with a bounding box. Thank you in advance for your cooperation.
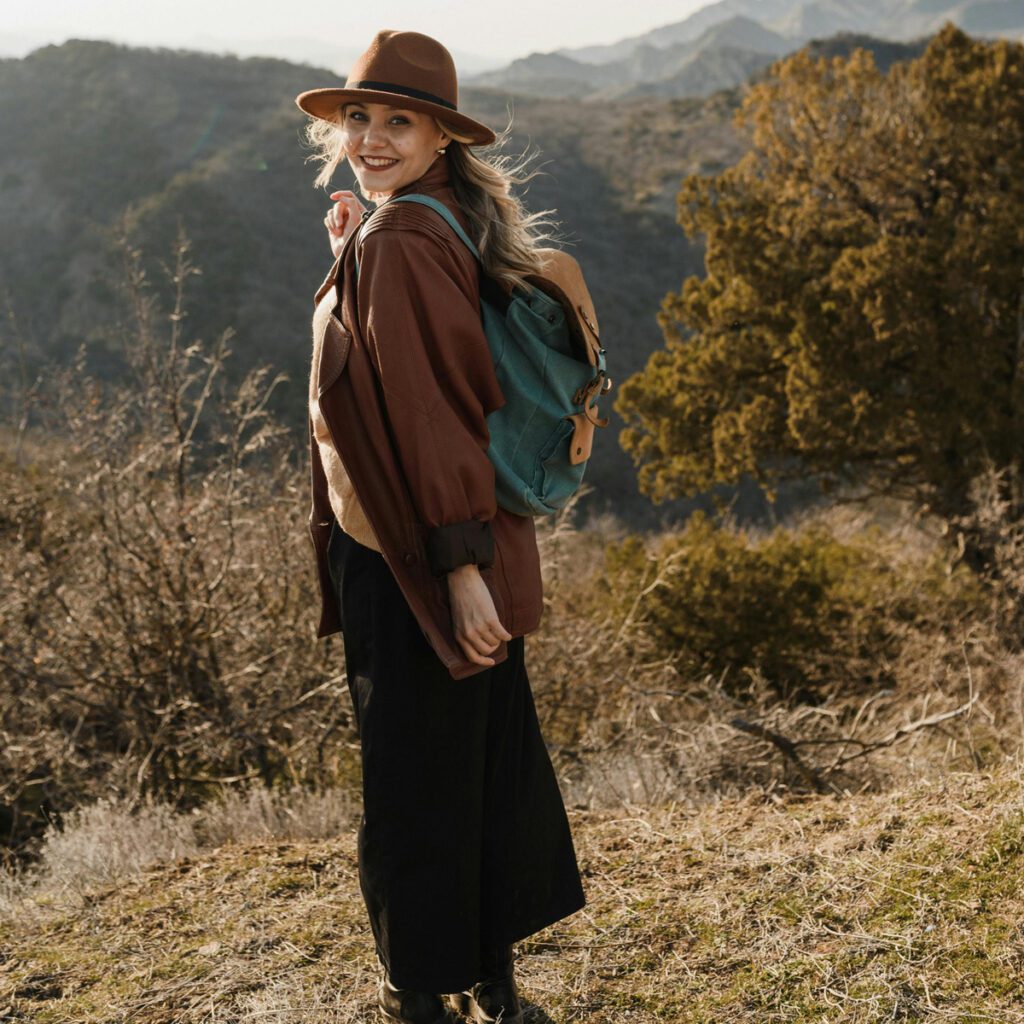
[446,945,523,1024]
[378,975,460,1024]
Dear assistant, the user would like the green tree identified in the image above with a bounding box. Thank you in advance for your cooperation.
[617,24,1024,559]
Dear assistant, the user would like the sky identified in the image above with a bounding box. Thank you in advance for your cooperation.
[3,0,713,69]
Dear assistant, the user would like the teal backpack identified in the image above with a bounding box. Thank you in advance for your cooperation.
[355,193,611,517]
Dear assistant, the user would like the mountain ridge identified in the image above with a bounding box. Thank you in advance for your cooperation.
[468,0,1023,98]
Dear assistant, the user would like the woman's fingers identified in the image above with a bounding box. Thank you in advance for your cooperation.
[323,200,353,238]
[457,638,496,667]
[454,625,496,665]
[333,192,367,219]
[462,620,509,655]
[323,191,369,243]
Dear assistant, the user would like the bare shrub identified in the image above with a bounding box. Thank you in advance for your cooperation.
[0,779,356,920]
[0,224,352,859]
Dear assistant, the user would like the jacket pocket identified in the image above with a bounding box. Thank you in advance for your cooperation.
[313,284,352,395]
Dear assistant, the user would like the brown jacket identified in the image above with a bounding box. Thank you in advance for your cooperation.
[307,154,598,679]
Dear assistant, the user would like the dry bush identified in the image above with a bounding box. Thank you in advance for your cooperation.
[529,494,1024,808]
[20,796,202,905]
[0,226,354,860]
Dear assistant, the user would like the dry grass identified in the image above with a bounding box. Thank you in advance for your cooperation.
[1,760,1023,1022]
[0,782,356,922]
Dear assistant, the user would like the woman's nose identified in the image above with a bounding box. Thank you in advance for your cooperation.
[363,124,387,147]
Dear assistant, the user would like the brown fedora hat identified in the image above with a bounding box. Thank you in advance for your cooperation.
[295,29,496,146]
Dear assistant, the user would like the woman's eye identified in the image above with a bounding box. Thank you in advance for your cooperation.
[344,112,408,126]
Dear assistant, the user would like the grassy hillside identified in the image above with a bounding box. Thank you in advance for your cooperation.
[2,764,1022,1021]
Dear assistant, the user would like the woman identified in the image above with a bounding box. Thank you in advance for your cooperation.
[296,29,587,1024]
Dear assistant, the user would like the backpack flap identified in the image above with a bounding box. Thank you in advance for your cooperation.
[522,257,610,467]
[524,249,611,427]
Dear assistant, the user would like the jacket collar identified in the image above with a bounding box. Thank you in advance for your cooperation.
[378,152,451,203]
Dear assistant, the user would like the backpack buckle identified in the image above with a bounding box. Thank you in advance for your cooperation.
[573,369,609,407]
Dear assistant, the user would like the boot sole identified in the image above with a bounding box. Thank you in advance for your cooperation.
[445,991,523,1024]
[380,1006,459,1024]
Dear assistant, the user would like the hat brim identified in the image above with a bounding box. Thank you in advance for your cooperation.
[295,87,496,146]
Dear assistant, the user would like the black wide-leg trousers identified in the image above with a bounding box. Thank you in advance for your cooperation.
[327,521,586,994]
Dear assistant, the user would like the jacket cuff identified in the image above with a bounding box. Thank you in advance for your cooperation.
[425,519,495,577]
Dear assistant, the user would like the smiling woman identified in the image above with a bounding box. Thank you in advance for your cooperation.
[300,59,560,295]
[293,27,587,1024]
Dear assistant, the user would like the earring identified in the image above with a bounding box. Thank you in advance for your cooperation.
[436,147,447,154]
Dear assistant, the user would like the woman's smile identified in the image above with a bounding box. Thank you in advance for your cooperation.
[360,155,400,171]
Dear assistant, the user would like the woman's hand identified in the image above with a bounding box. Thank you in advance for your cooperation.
[324,190,368,258]
[447,563,513,668]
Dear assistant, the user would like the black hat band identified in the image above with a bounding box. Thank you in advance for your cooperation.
[348,80,457,111]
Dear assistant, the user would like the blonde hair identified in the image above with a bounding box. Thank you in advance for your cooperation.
[300,105,565,293]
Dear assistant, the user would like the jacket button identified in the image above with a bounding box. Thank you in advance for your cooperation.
[403,552,417,565]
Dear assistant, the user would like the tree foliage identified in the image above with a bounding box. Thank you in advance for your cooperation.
[616,23,1024,526]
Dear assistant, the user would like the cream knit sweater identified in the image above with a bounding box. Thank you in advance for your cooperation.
[309,298,381,553]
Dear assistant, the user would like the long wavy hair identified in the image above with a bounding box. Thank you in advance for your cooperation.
[301,105,565,293]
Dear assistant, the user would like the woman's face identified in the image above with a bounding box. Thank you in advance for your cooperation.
[340,101,449,198]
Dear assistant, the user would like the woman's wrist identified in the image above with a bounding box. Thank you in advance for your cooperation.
[447,563,481,581]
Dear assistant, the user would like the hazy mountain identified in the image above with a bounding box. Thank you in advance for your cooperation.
[468,0,1023,99]
[693,14,796,55]
[603,44,789,100]
[553,1,796,64]
[769,0,1024,41]
[470,16,797,99]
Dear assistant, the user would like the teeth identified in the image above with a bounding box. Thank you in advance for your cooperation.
[363,156,398,167]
